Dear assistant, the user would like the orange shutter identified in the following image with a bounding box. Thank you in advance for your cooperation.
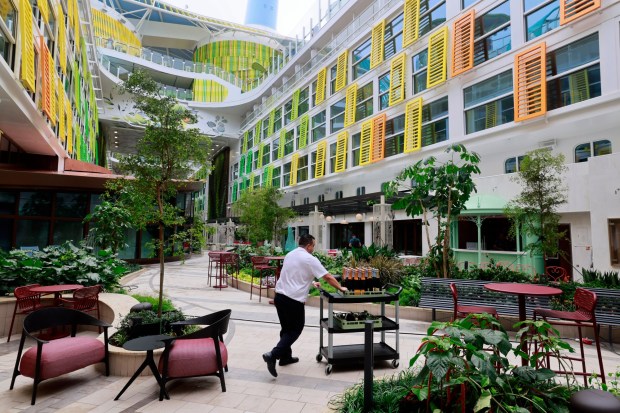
[560,0,600,25]
[371,114,386,162]
[451,11,474,77]
[514,43,547,122]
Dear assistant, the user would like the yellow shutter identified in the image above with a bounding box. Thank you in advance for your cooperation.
[359,119,373,166]
[257,143,265,168]
[514,42,547,122]
[40,38,54,123]
[50,72,57,127]
[278,129,286,159]
[291,89,300,121]
[335,50,348,92]
[58,79,66,144]
[242,131,249,153]
[451,11,475,77]
[316,67,327,104]
[290,153,299,186]
[404,98,422,153]
[370,20,385,69]
[485,102,497,129]
[427,27,449,88]
[249,173,255,188]
[38,0,49,24]
[298,114,309,149]
[344,83,357,127]
[57,4,66,75]
[371,113,386,162]
[72,0,80,52]
[20,0,36,92]
[388,53,406,106]
[402,0,420,49]
[334,131,348,173]
[314,140,327,178]
[254,121,261,146]
[268,109,275,136]
[66,99,73,154]
[569,69,590,103]
[560,0,600,25]
[266,165,273,187]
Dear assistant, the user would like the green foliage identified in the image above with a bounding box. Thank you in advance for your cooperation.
[399,269,421,306]
[0,242,129,295]
[456,258,534,283]
[313,250,350,275]
[505,149,567,260]
[385,144,481,278]
[233,187,295,245]
[131,294,176,313]
[350,243,398,262]
[235,244,284,270]
[582,268,620,288]
[110,308,186,347]
[589,369,620,397]
[84,200,133,254]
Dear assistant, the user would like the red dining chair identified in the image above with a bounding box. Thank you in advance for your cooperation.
[250,256,277,302]
[450,283,499,321]
[59,285,102,319]
[208,252,224,287]
[222,253,240,289]
[533,288,605,385]
[7,284,43,343]
[545,266,569,283]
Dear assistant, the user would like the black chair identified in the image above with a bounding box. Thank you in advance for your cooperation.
[10,307,111,405]
[158,309,231,400]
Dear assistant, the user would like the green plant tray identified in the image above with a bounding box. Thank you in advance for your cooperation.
[333,316,382,330]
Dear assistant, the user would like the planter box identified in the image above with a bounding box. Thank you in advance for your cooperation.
[333,315,382,330]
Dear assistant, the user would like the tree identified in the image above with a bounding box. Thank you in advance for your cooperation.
[505,149,567,262]
[384,145,481,278]
[233,187,295,245]
[111,70,210,316]
[84,200,133,254]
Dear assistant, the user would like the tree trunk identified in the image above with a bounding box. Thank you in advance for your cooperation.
[443,194,453,279]
[157,185,165,318]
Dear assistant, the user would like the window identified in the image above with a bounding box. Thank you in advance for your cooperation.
[379,72,390,110]
[273,108,283,133]
[284,99,293,125]
[422,96,448,147]
[311,110,326,142]
[356,82,373,121]
[384,13,404,60]
[330,98,346,133]
[298,87,310,116]
[232,162,239,180]
[303,197,310,205]
[261,144,270,166]
[318,194,325,203]
[283,162,291,187]
[547,33,601,111]
[330,64,338,95]
[419,0,447,38]
[352,38,371,80]
[474,1,511,66]
[0,0,17,69]
[458,216,517,251]
[464,70,514,134]
[610,219,620,266]
[575,140,612,163]
[272,166,281,188]
[356,187,366,196]
[385,114,405,157]
[352,132,361,167]
[297,155,309,183]
[504,156,525,173]
[525,0,560,41]
[261,116,270,140]
[463,0,478,8]
[247,129,255,149]
[271,138,279,160]
[252,149,259,170]
[330,142,338,173]
[311,79,318,107]
[283,129,295,156]
[412,49,428,94]
[335,191,344,199]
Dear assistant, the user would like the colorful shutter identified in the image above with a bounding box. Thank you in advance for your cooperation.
[388,53,406,106]
[66,98,73,154]
[50,73,57,126]
[232,182,238,202]
[20,0,36,92]
[298,114,309,149]
[290,153,299,186]
[404,98,422,153]
[278,129,286,159]
[334,131,348,173]
[239,154,246,175]
[38,0,49,24]
[344,83,358,127]
[359,120,373,166]
[514,42,547,122]
[314,140,327,178]
[427,27,449,88]
[249,173,255,188]
[370,21,385,69]
[316,67,327,104]
[485,102,498,129]
[58,81,66,144]
[57,4,66,74]
[402,0,420,48]
[268,109,275,136]
[242,131,249,153]
[246,151,253,174]
[335,50,348,92]
[40,38,53,122]
[451,11,474,77]
[569,69,590,103]
[560,0,600,25]
[266,165,274,187]
[291,89,300,121]
[257,143,266,168]
[254,121,261,146]
[371,113,386,162]
[72,0,80,52]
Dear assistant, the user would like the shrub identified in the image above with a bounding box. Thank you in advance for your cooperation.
[131,294,177,313]
[582,268,620,288]
[456,258,533,283]
[110,308,186,347]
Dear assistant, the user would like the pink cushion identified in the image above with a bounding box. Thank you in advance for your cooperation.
[158,338,228,379]
[20,337,105,380]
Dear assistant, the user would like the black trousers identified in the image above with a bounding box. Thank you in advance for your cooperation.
[271,293,305,359]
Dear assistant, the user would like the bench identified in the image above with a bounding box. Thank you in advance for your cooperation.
[585,288,620,347]
[419,278,549,321]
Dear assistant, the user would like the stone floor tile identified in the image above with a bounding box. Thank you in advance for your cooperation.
[266,399,305,413]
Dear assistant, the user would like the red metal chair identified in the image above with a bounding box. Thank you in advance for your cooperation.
[59,285,102,319]
[7,284,43,343]
[250,256,277,302]
[545,266,569,283]
[533,288,605,385]
[222,253,239,289]
[208,252,224,287]
[450,283,498,321]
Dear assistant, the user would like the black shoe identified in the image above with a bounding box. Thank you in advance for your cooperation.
[279,357,299,366]
[262,352,277,377]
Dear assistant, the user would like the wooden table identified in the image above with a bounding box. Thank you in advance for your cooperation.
[484,283,562,365]
[30,284,84,306]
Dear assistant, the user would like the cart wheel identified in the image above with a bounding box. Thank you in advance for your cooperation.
[316,353,323,362]
[391,359,399,368]
[325,364,333,375]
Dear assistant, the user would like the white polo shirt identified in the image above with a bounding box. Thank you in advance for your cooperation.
[275,247,328,303]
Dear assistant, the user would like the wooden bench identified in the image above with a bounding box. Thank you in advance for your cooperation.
[419,278,550,321]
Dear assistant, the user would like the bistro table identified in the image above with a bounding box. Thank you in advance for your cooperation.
[29,284,84,306]
[115,334,171,401]
[208,251,234,289]
[484,283,562,365]
[265,256,285,305]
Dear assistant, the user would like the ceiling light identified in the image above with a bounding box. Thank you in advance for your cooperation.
[114,130,118,134]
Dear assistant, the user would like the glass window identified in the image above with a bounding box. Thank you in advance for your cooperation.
[262,115,270,140]
[0,191,16,214]
[356,81,373,121]
[384,13,404,60]
[19,192,52,216]
[271,138,279,160]
[272,166,281,188]
[525,0,560,41]
[284,99,293,125]
[252,149,259,170]
[422,96,448,147]
[352,132,361,167]
[56,193,88,217]
[273,108,283,133]
[53,221,84,245]
[330,64,338,95]
[474,1,511,66]
[352,38,371,80]
[262,144,270,166]
[385,114,405,158]
[504,155,525,173]
[378,72,390,110]
[482,217,517,251]
[330,142,338,173]
[312,110,327,142]
[298,155,308,183]
[16,220,49,249]
[0,28,15,69]
[412,49,428,95]
[298,87,310,116]
[117,229,137,260]
[311,79,318,107]
[464,70,514,134]
[0,218,11,250]
[330,98,346,133]
[232,162,239,180]
[419,0,447,38]
[284,129,295,156]
[575,140,612,163]
[609,219,620,266]
[463,0,478,8]
[283,162,291,187]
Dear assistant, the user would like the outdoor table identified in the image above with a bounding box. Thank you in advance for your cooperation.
[484,283,562,365]
[114,334,171,401]
[265,256,285,305]
[29,284,84,306]
[209,251,233,289]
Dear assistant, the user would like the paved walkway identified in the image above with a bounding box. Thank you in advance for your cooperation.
[1,254,619,412]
